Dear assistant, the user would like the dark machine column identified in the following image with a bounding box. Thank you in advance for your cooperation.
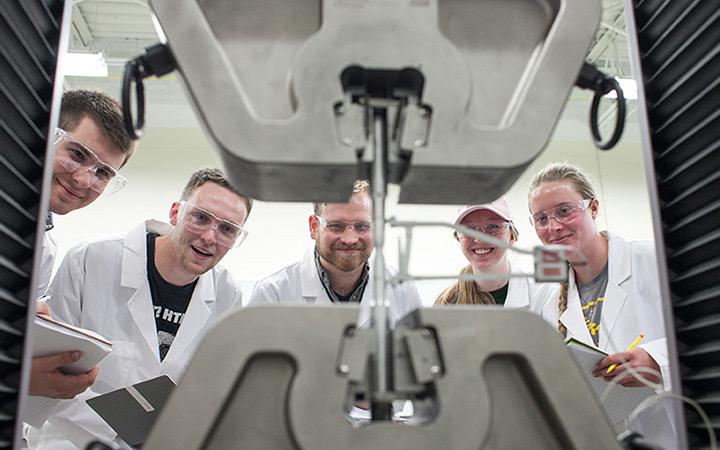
[0,0,70,447]
[626,1,720,448]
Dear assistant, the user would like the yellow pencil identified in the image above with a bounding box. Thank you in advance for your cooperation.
[606,334,645,374]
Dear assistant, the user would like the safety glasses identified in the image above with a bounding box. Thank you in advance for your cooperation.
[54,128,127,195]
[455,221,512,239]
[530,199,592,228]
[314,215,371,234]
[178,201,248,248]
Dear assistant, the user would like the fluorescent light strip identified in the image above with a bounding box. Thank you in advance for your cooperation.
[63,52,109,78]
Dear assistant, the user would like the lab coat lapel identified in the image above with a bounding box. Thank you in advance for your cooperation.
[300,249,331,304]
[559,271,595,345]
[357,271,376,327]
[121,221,161,361]
[599,233,631,352]
[504,275,530,310]
[161,270,214,367]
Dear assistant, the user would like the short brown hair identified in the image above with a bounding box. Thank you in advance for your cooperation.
[181,167,254,216]
[59,90,136,167]
[313,180,370,215]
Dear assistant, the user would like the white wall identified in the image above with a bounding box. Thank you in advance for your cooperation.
[54,79,656,306]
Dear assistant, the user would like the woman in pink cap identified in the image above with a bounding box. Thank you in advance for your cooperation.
[435,196,551,308]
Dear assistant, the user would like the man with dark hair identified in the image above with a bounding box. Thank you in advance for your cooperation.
[39,89,136,297]
[28,90,136,418]
[28,168,251,449]
[249,180,420,325]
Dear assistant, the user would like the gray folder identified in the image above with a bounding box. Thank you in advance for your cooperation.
[87,375,176,447]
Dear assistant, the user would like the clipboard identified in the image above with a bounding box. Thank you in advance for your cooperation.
[87,375,176,447]
[564,338,656,427]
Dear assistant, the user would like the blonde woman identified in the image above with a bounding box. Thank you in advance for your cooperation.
[435,197,551,310]
[528,162,675,447]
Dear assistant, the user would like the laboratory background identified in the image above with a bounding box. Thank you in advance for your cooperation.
[54,0,653,306]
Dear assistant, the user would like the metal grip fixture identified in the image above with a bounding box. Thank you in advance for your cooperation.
[121,43,177,139]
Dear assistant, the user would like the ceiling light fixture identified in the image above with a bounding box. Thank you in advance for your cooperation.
[606,78,638,100]
[63,52,109,77]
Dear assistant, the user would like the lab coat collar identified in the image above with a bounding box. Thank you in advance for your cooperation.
[555,231,632,350]
[300,249,326,301]
[122,220,216,363]
[122,221,169,358]
[161,269,215,366]
[299,248,382,315]
[121,220,173,289]
[557,269,595,345]
[501,261,531,309]
[504,276,530,309]
[598,232,631,350]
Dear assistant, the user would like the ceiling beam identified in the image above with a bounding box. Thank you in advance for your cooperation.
[71,4,94,49]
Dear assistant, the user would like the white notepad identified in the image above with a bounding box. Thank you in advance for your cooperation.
[24,316,113,428]
[565,338,656,427]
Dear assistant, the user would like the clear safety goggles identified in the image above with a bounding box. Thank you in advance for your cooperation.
[530,199,592,228]
[315,215,372,234]
[178,201,248,248]
[455,221,512,239]
[53,128,127,195]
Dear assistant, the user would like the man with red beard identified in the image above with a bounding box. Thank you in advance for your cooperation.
[249,180,421,326]
[28,168,251,449]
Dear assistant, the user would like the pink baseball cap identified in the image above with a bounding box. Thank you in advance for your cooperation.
[455,196,514,225]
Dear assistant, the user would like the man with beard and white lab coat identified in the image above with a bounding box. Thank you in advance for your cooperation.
[27,168,252,449]
[248,180,421,326]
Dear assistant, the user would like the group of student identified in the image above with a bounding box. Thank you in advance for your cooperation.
[25,89,673,449]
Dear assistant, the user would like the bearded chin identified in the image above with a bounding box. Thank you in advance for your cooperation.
[319,246,368,272]
[333,254,361,272]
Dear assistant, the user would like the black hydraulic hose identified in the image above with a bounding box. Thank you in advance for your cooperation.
[122,58,145,140]
[121,44,177,140]
[590,76,625,150]
[576,62,627,151]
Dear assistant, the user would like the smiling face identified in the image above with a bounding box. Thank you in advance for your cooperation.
[167,182,248,277]
[310,192,373,273]
[529,180,598,261]
[458,209,514,273]
[49,116,126,215]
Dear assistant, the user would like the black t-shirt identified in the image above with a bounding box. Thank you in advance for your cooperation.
[146,233,196,361]
[489,283,509,306]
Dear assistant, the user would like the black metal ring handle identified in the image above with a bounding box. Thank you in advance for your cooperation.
[590,77,625,150]
[122,59,145,140]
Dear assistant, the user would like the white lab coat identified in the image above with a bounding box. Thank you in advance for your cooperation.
[492,261,557,313]
[36,229,56,299]
[27,220,243,449]
[248,249,422,326]
[536,232,675,447]
[21,230,59,432]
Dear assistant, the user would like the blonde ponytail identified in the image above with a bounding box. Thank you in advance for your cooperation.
[434,265,496,305]
[557,282,569,337]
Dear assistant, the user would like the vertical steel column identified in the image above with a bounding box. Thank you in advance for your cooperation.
[370,109,392,418]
